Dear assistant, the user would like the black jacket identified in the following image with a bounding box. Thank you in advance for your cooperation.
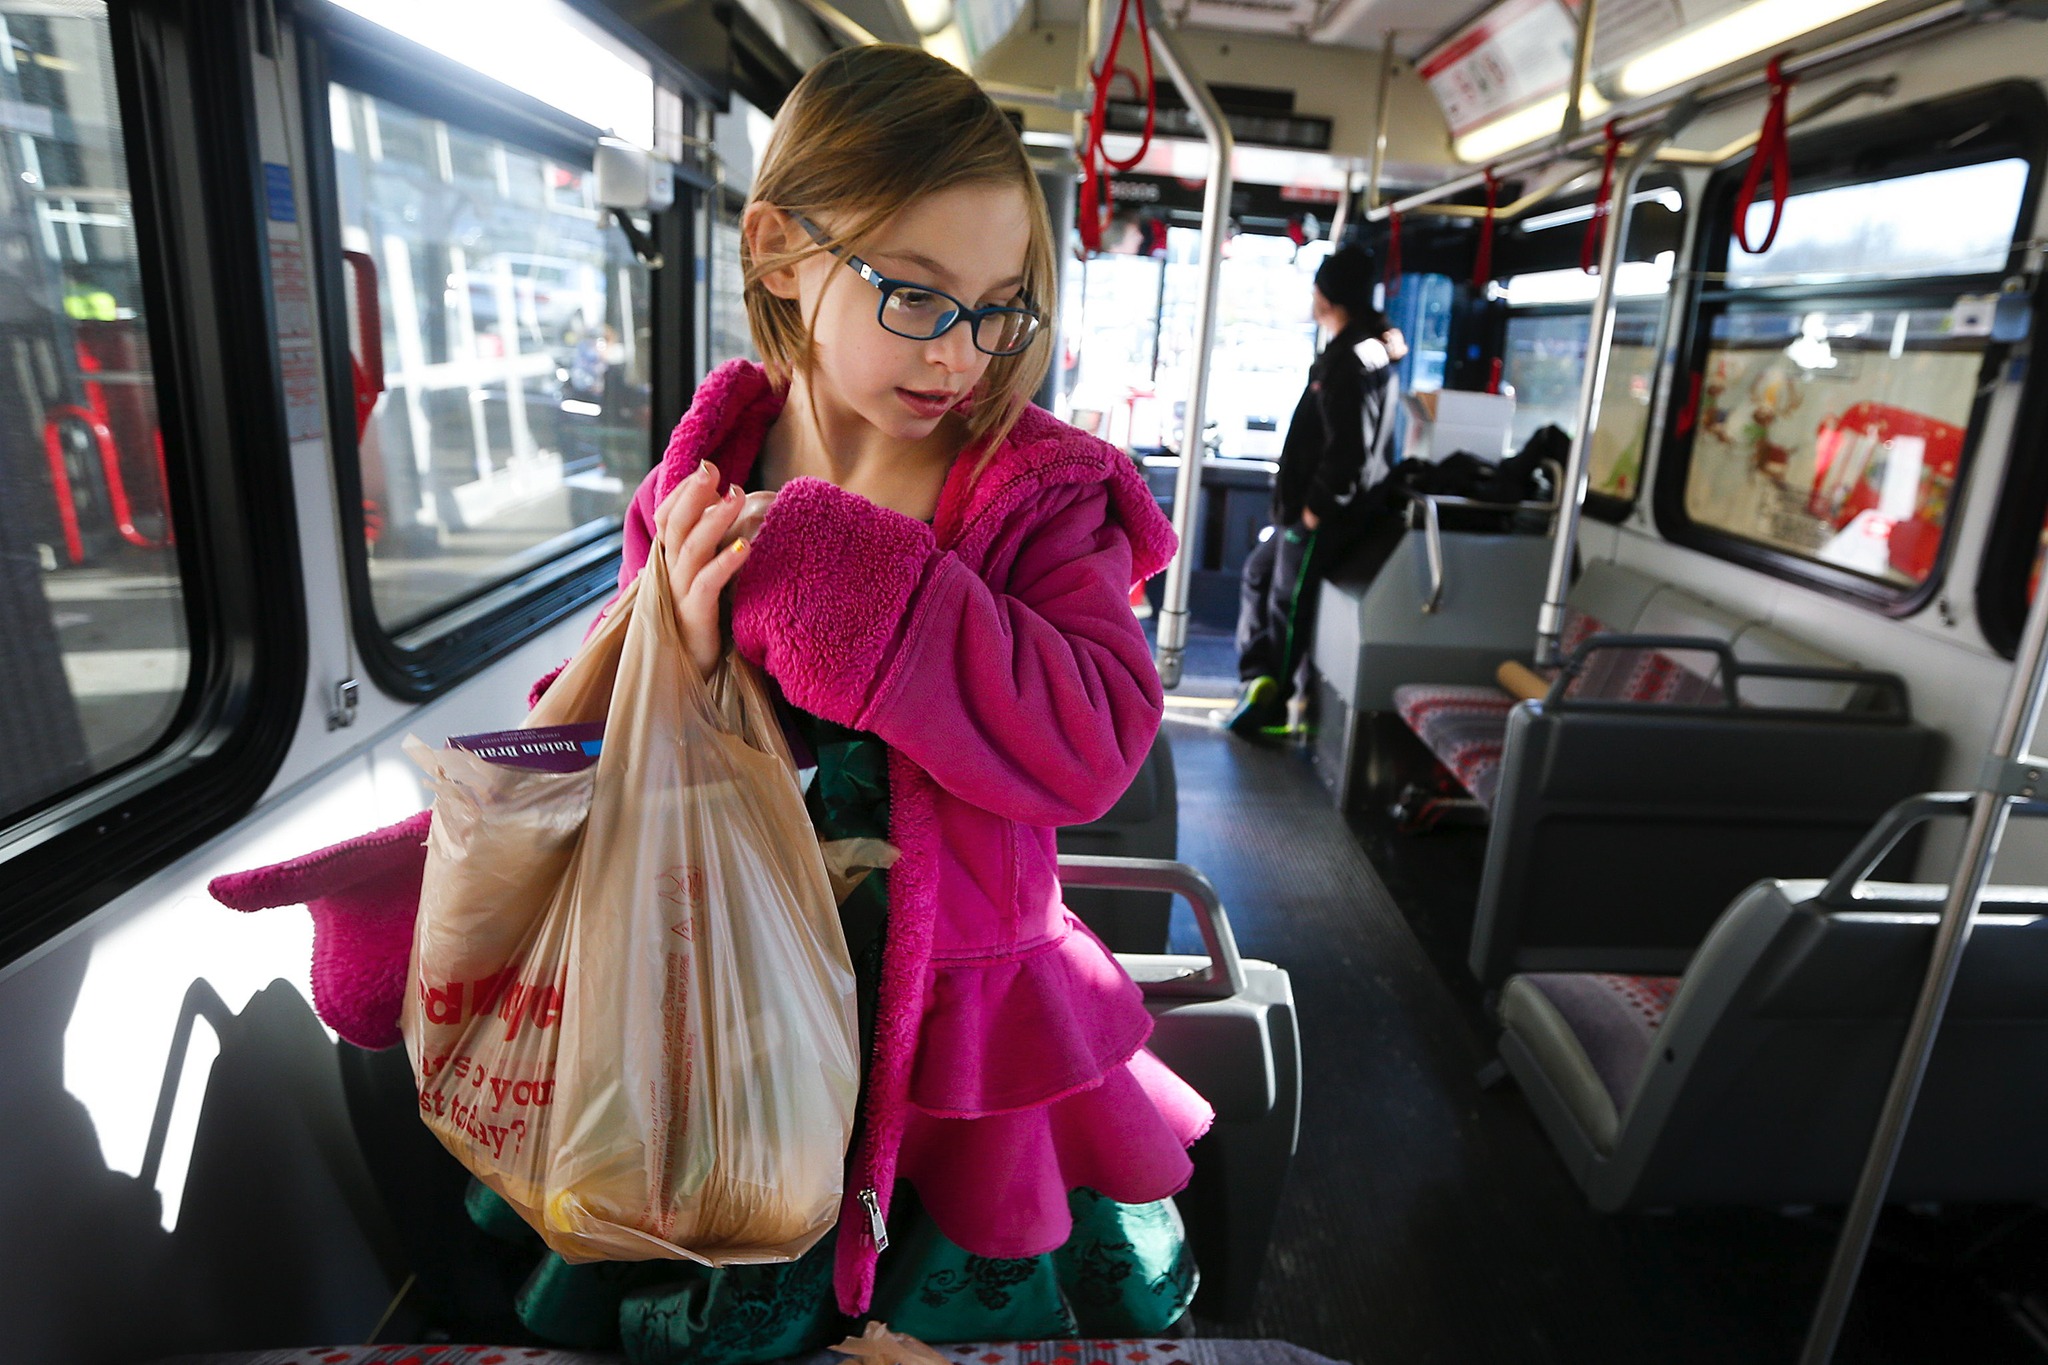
[1272,322,1401,530]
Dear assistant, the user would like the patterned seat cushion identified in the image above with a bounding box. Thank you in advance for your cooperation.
[1392,609,1728,810]
[1498,972,1681,1153]
[1392,684,1516,809]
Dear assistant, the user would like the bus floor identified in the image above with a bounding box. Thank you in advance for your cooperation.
[1160,703,2048,1365]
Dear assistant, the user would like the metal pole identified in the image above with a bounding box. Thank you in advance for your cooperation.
[1076,0,1106,149]
[1560,0,1598,144]
[1366,32,1395,211]
[1147,4,1233,689]
[1363,0,1974,223]
[1799,528,2048,1362]
[1328,167,1354,250]
[1534,127,1665,667]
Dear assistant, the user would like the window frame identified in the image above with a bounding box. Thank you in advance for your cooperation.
[1651,82,2048,618]
[300,6,671,700]
[0,0,309,969]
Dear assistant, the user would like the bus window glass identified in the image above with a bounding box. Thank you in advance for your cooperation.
[1726,159,2030,287]
[0,2,190,824]
[330,85,649,638]
[1683,303,1982,588]
[1501,307,1662,500]
[708,195,754,366]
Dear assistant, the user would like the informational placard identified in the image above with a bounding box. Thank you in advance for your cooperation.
[1418,0,1581,137]
[1417,0,1709,136]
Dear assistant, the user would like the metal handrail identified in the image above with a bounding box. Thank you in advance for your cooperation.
[1055,855,1247,999]
[1403,459,1563,615]
[1148,2,1233,690]
[1801,416,2048,1361]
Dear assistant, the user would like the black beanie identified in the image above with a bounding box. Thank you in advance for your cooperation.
[1313,245,1377,318]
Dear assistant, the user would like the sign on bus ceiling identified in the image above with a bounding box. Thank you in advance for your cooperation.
[1418,0,1744,137]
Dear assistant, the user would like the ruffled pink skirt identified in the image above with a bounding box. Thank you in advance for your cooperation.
[895,913,1214,1259]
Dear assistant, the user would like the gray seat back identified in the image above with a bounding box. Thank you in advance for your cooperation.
[1593,872,2048,1209]
[1058,732,1177,953]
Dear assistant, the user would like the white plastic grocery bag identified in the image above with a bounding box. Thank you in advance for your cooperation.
[401,541,860,1265]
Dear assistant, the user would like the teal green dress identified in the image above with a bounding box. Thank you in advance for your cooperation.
[467,703,1196,1362]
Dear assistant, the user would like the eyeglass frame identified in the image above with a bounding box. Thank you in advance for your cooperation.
[789,212,1042,357]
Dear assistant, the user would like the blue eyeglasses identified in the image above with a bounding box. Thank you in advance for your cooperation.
[793,213,1042,357]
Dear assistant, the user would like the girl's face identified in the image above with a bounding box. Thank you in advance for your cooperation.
[763,181,1035,444]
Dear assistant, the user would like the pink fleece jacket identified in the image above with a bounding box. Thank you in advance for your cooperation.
[212,360,1211,1314]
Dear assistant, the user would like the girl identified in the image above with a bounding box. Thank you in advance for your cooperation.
[217,42,1210,1361]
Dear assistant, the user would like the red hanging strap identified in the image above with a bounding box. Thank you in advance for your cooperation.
[1385,207,1403,300]
[1734,57,1794,255]
[1471,168,1498,289]
[1580,120,1623,275]
[1077,0,1156,255]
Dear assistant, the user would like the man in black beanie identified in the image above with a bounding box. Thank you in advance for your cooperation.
[1224,243,1406,737]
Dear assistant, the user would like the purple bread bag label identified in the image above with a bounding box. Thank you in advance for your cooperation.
[449,722,604,772]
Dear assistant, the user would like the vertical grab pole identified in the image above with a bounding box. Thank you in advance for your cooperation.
[1560,0,1598,145]
[1076,0,1105,147]
[1800,531,2048,1361]
[1366,32,1395,212]
[1533,128,1664,667]
[1149,3,1234,689]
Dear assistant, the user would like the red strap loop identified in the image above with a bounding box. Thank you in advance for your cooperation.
[1078,0,1156,255]
[1471,168,1498,289]
[1734,56,1794,255]
[1581,120,1623,275]
[1385,207,1403,300]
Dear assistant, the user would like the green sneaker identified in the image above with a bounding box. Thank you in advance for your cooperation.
[1223,676,1284,736]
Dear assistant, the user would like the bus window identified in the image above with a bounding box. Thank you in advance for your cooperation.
[708,191,754,367]
[328,83,650,644]
[1725,160,2030,288]
[1660,87,2041,609]
[0,2,188,824]
[1499,302,1663,502]
[1491,182,1686,508]
[1683,303,1986,589]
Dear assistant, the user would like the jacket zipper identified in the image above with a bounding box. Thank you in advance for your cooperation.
[859,1186,889,1252]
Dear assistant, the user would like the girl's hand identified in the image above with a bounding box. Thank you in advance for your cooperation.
[651,462,751,678]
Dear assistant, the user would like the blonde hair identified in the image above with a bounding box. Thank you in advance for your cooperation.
[743,44,1055,455]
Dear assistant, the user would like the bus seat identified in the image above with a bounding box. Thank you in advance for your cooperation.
[1565,559,1664,629]
[1467,643,1940,984]
[1061,857,1301,1324]
[1498,834,2048,1211]
[1057,731,1178,953]
[1310,526,1549,808]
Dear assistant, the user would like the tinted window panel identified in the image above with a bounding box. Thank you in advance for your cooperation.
[329,84,648,638]
[0,2,189,823]
[1726,159,2030,288]
[1501,308,1660,500]
[709,196,753,367]
[1683,303,1984,588]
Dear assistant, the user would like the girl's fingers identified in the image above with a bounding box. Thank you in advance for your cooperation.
[678,535,751,676]
[654,462,722,561]
[674,488,744,589]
